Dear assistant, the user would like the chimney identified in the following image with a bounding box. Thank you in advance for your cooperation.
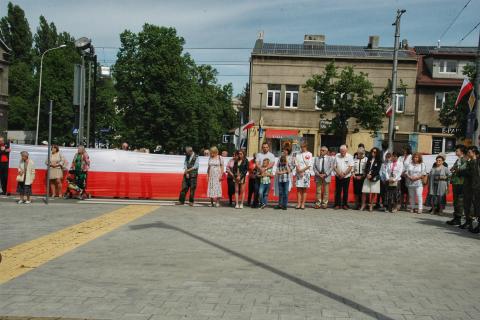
[401,38,409,49]
[254,31,264,50]
[304,34,325,45]
[367,35,380,49]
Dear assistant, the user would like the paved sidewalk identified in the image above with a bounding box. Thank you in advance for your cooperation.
[1,203,479,320]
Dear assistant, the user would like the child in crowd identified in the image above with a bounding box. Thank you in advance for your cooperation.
[258,158,273,209]
[275,155,291,210]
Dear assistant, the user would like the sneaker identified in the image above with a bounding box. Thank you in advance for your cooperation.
[24,200,31,204]
[239,204,243,209]
[17,200,24,204]
[260,204,266,209]
[235,204,240,209]
[282,207,287,210]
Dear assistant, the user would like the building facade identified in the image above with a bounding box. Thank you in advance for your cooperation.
[414,46,476,154]
[0,40,9,135]
[247,34,418,156]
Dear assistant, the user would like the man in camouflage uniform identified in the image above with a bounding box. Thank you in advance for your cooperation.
[459,146,480,233]
[446,145,467,226]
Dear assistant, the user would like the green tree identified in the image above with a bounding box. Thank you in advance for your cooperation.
[114,24,236,152]
[0,2,34,132]
[32,17,80,144]
[305,62,384,143]
[95,76,121,145]
[237,82,250,120]
[0,2,32,62]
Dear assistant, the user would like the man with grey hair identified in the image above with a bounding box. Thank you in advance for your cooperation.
[333,144,354,210]
[178,146,199,206]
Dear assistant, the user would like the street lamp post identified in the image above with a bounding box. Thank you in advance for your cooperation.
[387,9,406,152]
[35,44,67,145]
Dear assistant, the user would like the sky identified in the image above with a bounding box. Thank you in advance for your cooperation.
[2,0,480,94]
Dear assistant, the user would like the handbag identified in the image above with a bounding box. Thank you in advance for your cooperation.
[421,164,428,185]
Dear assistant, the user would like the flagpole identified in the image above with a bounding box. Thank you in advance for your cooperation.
[473,30,480,146]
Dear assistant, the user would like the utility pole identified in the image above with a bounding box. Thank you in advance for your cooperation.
[473,30,480,146]
[257,92,263,152]
[86,60,92,147]
[387,9,406,152]
[45,100,53,205]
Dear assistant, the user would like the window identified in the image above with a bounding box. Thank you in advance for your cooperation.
[434,92,446,111]
[285,85,299,108]
[439,60,457,73]
[267,84,281,108]
[396,91,406,113]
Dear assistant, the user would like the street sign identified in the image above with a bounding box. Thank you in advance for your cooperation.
[72,128,79,135]
[222,134,231,144]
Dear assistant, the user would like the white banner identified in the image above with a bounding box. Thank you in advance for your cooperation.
[9,144,458,174]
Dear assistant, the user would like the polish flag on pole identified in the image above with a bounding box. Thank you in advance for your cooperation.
[385,105,393,117]
[242,120,255,131]
[455,77,474,107]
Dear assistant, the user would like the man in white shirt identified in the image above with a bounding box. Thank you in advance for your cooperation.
[334,145,354,210]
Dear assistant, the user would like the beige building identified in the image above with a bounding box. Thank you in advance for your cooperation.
[414,46,476,154]
[247,34,418,156]
[0,39,9,135]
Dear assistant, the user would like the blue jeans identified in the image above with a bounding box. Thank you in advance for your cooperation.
[278,181,289,208]
[259,183,271,206]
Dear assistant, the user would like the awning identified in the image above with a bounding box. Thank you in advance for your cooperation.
[265,129,299,139]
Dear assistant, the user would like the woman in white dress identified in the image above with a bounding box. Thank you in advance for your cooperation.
[405,152,427,214]
[295,142,313,210]
[207,146,224,207]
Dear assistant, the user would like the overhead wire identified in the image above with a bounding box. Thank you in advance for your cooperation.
[438,0,472,42]
[458,20,480,43]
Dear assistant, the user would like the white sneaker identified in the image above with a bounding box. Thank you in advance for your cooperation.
[240,204,243,209]
[24,200,31,204]
[215,202,220,208]
[17,200,24,204]
[235,204,240,209]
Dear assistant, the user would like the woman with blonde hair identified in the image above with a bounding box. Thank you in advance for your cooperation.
[207,146,224,207]
[406,152,427,213]
[46,144,66,198]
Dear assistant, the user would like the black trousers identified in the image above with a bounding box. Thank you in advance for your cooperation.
[227,177,235,204]
[335,176,350,206]
[247,177,256,205]
[178,176,197,204]
[464,187,480,221]
[0,162,9,195]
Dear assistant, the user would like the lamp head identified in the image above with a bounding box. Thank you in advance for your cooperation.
[74,37,91,50]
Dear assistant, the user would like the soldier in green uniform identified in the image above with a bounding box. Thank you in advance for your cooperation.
[446,145,467,226]
[459,146,480,232]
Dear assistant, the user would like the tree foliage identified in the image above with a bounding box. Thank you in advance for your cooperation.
[114,24,236,152]
[305,62,385,143]
[237,82,250,119]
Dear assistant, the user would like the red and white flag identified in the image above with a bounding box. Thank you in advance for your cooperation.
[242,120,255,131]
[385,105,393,117]
[455,77,474,107]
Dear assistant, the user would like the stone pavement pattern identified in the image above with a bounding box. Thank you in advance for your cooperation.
[0,201,479,320]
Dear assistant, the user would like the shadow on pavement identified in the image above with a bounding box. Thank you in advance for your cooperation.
[415,217,479,240]
[130,221,395,320]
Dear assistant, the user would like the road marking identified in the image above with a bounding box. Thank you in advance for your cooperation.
[0,205,158,285]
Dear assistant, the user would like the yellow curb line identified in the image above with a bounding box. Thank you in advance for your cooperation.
[0,205,158,285]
